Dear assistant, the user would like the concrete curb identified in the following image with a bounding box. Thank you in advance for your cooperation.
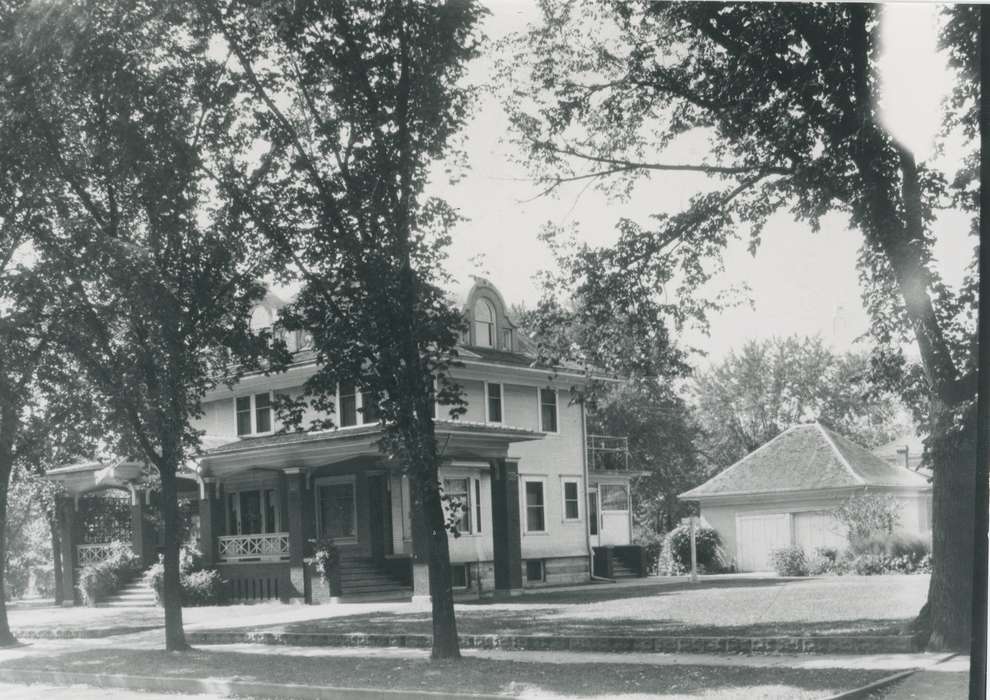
[188,629,916,655]
[820,653,959,700]
[0,667,506,700]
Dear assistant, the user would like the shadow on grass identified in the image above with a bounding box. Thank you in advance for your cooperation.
[0,647,897,697]
[256,608,913,639]
[462,577,801,606]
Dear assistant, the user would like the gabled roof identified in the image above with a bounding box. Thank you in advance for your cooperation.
[680,423,929,500]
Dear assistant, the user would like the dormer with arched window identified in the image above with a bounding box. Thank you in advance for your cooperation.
[462,277,517,352]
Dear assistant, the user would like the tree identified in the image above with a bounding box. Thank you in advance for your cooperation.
[501,2,978,649]
[199,0,485,659]
[694,336,902,470]
[0,0,277,650]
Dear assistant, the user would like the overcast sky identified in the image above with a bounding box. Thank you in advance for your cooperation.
[431,2,974,366]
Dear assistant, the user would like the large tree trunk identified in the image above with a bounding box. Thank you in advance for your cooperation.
[158,457,188,651]
[916,404,978,651]
[418,458,460,659]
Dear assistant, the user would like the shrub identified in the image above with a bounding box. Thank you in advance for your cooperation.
[634,530,665,576]
[833,494,900,545]
[306,537,341,595]
[851,553,888,575]
[846,533,931,574]
[807,547,839,576]
[77,542,140,606]
[150,545,225,606]
[657,524,726,575]
[770,545,809,576]
[181,569,225,606]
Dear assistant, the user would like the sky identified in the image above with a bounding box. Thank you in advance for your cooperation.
[430,2,975,368]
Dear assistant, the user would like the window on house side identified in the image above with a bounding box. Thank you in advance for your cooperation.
[487,383,502,423]
[361,388,380,424]
[525,480,546,532]
[473,298,496,348]
[563,480,580,520]
[526,559,545,582]
[339,383,357,427]
[450,563,470,589]
[236,397,252,436]
[443,478,472,534]
[540,388,558,433]
[254,393,272,434]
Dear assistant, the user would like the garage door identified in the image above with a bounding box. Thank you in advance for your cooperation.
[736,514,791,572]
[793,511,846,553]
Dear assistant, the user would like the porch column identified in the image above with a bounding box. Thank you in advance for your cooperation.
[410,484,431,602]
[56,497,77,606]
[130,488,156,568]
[490,458,522,595]
[284,469,306,601]
[198,478,223,565]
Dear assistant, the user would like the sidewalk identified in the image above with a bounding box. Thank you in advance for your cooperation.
[875,654,970,699]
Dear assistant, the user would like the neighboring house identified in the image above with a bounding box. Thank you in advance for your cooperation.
[679,422,932,572]
[873,430,928,474]
[46,276,640,605]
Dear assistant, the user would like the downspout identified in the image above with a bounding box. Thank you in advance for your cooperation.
[582,398,613,583]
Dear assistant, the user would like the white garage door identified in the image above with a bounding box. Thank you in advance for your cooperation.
[736,514,791,572]
[793,511,847,554]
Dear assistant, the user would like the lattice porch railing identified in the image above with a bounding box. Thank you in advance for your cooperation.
[218,532,290,562]
[76,543,123,567]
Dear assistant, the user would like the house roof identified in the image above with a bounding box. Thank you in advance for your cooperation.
[679,422,930,500]
[873,431,927,471]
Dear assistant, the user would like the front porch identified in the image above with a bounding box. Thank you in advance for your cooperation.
[194,420,546,604]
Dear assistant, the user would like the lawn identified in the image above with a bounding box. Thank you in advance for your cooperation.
[245,575,929,639]
[0,646,897,699]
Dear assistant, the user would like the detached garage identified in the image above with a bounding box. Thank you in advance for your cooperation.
[679,422,931,572]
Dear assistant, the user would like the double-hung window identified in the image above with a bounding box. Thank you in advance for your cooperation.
[524,479,546,533]
[443,478,472,534]
[562,478,581,521]
[339,383,358,427]
[236,393,274,436]
[486,383,503,423]
[473,298,496,347]
[539,388,558,433]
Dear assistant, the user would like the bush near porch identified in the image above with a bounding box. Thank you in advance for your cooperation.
[149,546,224,607]
[76,543,140,606]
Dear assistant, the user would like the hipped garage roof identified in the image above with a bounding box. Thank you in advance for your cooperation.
[679,422,930,500]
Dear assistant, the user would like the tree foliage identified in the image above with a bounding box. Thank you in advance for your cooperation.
[200,0,486,659]
[694,336,902,470]
[501,0,978,651]
[0,0,279,650]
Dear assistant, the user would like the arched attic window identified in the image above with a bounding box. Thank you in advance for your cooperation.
[473,298,496,348]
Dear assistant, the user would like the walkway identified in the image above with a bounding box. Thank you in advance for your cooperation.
[877,654,970,699]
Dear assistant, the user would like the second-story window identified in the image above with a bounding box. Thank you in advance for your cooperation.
[236,393,273,436]
[361,388,380,424]
[473,298,495,348]
[339,383,358,427]
[486,382,502,423]
[539,388,558,433]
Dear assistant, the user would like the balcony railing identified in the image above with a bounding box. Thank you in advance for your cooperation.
[77,543,122,566]
[587,434,631,471]
[218,532,290,562]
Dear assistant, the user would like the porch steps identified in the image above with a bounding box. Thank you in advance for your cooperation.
[337,553,410,598]
[102,569,157,608]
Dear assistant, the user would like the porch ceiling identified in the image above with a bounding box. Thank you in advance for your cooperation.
[46,458,199,496]
[197,420,544,478]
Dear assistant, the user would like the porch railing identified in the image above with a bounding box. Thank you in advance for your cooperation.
[218,532,290,562]
[76,543,121,567]
[587,434,631,471]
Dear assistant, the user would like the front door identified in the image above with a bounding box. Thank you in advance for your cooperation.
[599,483,630,546]
[316,479,357,544]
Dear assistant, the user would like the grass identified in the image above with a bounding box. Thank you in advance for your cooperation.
[252,575,927,640]
[0,647,897,699]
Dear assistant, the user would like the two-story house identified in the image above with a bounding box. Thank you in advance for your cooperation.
[47,276,640,605]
